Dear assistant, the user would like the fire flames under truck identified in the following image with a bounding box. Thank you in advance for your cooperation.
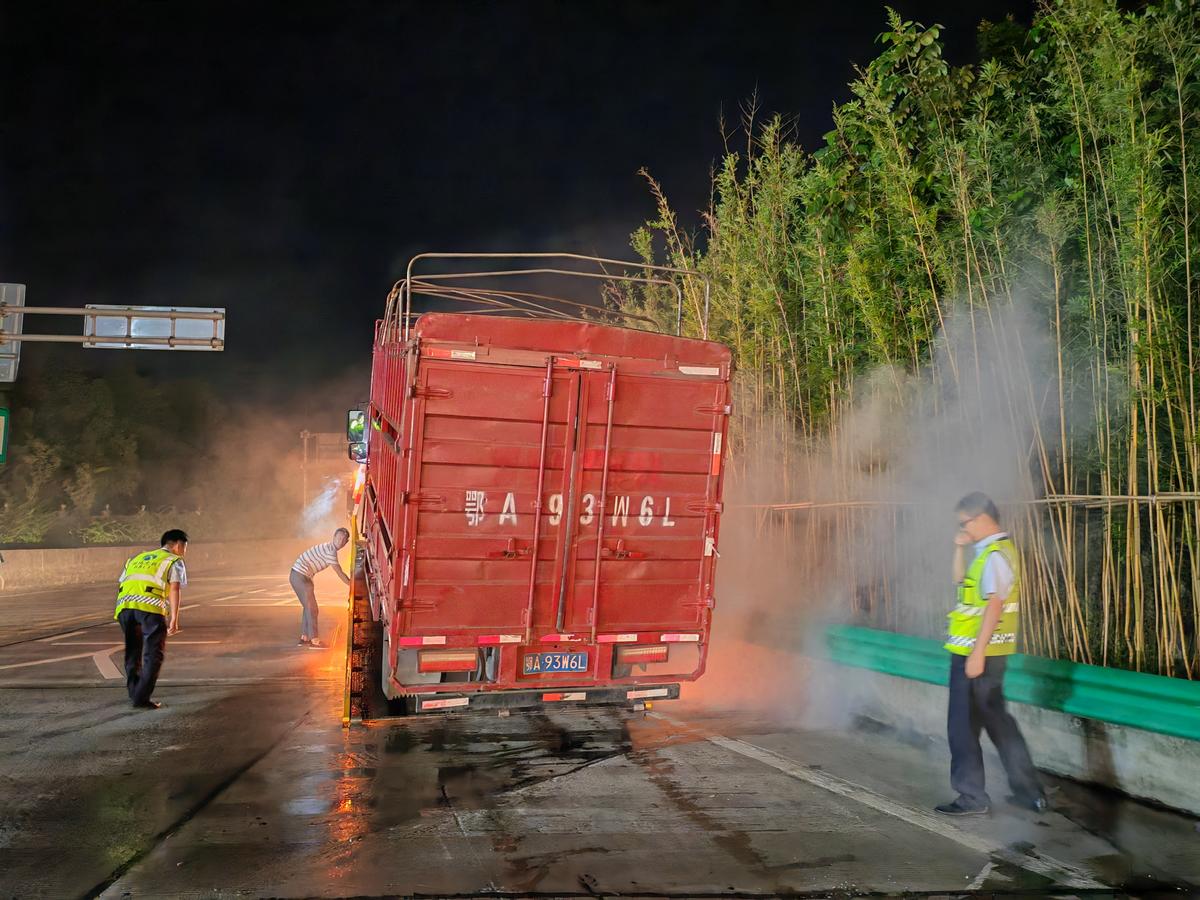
[343,254,732,720]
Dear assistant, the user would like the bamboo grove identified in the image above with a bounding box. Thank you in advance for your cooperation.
[619,1,1200,677]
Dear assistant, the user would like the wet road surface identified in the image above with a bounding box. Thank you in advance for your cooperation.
[1,566,1197,898]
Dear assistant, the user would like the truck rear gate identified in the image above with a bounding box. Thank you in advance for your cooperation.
[348,258,731,720]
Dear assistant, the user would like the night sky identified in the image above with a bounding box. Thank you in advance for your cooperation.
[1,0,1031,422]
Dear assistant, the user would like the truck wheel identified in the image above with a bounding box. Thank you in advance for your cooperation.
[348,580,405,719]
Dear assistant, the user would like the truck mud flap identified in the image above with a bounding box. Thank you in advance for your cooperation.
[387,683,681,716]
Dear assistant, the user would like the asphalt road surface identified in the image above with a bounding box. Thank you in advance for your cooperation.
[0,564,1197,898]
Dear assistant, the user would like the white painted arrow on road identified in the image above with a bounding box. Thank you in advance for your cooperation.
[92,646,123,679]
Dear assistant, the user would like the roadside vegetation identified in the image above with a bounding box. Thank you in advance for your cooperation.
[622,1,1200,677]
[0,360,303,546]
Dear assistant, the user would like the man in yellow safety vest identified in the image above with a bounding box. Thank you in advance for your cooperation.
[936,493,1045,816]
[114,529,188,710]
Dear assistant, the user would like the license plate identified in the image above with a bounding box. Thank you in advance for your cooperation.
[524,651,589,675]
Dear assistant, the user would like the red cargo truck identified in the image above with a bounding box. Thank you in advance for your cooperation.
[344,254,732,719]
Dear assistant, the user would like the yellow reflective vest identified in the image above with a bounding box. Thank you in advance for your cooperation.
[114,548,181,618]
[945,537,1020,656]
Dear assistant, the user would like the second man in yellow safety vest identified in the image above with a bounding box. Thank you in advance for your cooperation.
[114,529,188,710]
[936,492,1045,816]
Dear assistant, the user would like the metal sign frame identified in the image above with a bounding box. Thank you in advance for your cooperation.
[0,301,225,351]
[0,284,25,382]
[83,304,225,350]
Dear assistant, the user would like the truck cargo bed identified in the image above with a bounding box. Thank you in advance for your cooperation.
[352,312,732,716]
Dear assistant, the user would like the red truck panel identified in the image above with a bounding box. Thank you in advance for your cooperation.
[362,313,732,699]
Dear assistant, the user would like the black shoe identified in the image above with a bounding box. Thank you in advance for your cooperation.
[1007,794,1049,812]
[133,700,162,710]
[935,797,990,816]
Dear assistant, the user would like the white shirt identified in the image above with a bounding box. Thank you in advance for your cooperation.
[292,542,341,579]
[974,532,1014,600]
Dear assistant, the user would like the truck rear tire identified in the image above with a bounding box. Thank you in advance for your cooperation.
[347,575,406,720]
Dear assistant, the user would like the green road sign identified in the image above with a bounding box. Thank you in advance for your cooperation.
[0,406,8,464]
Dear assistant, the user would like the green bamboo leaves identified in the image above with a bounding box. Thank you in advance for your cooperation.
[624,1,1200,678]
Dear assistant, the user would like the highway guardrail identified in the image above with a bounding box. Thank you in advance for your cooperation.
[825,624,1200,742]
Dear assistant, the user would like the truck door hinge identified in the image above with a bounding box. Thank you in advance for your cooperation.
[412,384,452,400]
[414,492,446,510]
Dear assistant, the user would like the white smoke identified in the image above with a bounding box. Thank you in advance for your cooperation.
[299,477,344,538]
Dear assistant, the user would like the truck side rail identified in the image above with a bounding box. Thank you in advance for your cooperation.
[379,252,711,343]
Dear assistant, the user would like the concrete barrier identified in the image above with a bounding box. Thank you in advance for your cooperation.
[0,539,310,593]
[816,626,1200,816]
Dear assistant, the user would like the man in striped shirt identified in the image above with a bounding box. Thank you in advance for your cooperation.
[290,528,351,648]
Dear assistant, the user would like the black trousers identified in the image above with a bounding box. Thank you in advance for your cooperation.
[947,653,1042,807]
[118,608,167,705]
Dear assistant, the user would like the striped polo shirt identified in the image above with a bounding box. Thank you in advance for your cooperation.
[292,541,341,579]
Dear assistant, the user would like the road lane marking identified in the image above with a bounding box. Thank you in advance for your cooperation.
[37,612,115,626]
[248,588,266,594]
[0,650,111,670]
[53,641,221,646]
[37,630,88,642]
[182,602,300,609]
[649,713,1106,891]
[0,676,343,687]
[211,594,240,602]
[93,646,123,679]
[202,600,346,609]
[196,575,290,581]
[967,861,997,890]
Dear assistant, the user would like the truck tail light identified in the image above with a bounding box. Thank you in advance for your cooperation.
[418,649,479,673]
[615,644,669,665]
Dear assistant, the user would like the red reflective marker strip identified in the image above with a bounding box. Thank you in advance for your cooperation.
[660,633,700,643]
[542,692,586,702]
[627,688,670,700]
[477,634,522,645]
[597,633,638,643]
[397,636,447,647]
[420,697,470,710]
[710,432,723,475]
[615,644,669,664]
[417,649,478,673]
[423,347,477,360]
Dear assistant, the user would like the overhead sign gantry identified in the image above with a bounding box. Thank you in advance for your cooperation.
[0,285,225,375]
[0,282,226,465]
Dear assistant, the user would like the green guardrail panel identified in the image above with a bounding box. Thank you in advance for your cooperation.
[824,624,1200,742]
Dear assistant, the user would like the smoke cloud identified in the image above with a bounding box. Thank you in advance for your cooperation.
[683,290,1066,719]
